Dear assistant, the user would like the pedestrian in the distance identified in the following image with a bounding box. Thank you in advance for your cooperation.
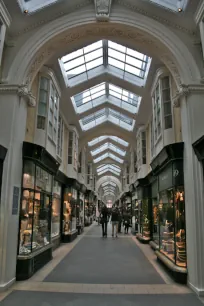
[100,204,108,238]
[123,212,131,234]
[111,205,119,238]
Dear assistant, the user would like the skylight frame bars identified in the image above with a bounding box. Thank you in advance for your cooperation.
[108,109,133,126]
[97,164,121,173]
[73,82,106,108]
[108,41,149,80]
[91,142,126,157]
[109,84,139,107]
[98,169,120,176]
[62,40,104,81]
[102,181,117,187]
[88,136,129,147]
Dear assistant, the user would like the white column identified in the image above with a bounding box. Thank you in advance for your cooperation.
[179,87,204,295]
[0,86,34,291]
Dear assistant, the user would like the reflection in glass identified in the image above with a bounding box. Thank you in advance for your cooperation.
[152,198,159,245]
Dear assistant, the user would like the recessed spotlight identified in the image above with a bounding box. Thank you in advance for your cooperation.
[178,7,182,12]
[24,9,28,14]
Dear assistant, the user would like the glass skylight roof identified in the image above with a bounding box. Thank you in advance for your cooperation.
[144,0,188,12]
[97,164,121,176]
[91,143,126,157]
[18,0,58,14]
[102,181,117,187]
[79,108,135,131]
[71,82,141,115]
[60,40,151,87]
[88,136,128,147]
[93,152,124,164]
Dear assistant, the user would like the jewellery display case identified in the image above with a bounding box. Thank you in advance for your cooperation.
[52,180,62,249]
[16,142,60,281]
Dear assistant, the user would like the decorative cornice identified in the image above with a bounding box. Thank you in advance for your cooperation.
[0,0,12,27]
[0,84,36,107]
[115,0,196,36]
[95,0,112,21]
[173,84,204,107]
[194,0,204,25]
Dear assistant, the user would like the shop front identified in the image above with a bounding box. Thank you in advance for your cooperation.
[149,176,159,250]
[62,179,80,243]
[151,142,187,283]
[135,178,151,243]
[129,184,137,234]
[16,142,60,280]
[84,190,94,226]
[77,184,86,234]
[51,179,62,250]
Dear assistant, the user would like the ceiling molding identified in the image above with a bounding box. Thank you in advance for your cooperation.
[95,0,112,21]
[115,0,196,36]
[0,84,36,106]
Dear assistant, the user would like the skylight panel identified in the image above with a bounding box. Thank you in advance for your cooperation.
[80,108,135,131]
[97,164,121,173]
[93,152,124,164]
[17,0,58,14]
[144,0,187,12]
[98,169,120,176]
[72,82,141,115]
[108,41,151,83]
[88,136,129,147]
[61,41,103,85]
[91,143,126,157]
[102,181,117,187]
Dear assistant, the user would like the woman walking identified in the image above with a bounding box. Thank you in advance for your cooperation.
[123,212,131,234]
[100,204,108,238]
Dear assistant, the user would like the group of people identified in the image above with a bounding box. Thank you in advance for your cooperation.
[99,204,131,238]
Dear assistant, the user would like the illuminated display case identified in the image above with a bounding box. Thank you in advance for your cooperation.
[16,142,60,281]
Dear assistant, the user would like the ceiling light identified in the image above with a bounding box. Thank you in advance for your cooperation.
[24,10,28,14]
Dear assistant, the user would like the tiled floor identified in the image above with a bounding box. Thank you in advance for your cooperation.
[0,223,203,306]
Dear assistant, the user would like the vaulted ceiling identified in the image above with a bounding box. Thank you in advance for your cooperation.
[3,0,200,202]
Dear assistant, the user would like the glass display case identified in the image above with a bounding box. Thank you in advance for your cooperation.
[159,188,186,267]
[77,192,84,227]
[19,160,52,255]
[52,180,61,238]
[141,199,151,239]
[152,198,159,245]
[63,187,77,234]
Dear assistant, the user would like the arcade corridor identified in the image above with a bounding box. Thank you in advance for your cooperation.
[0,224,203,306]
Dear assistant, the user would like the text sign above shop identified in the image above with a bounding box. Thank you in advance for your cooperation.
[12,186,20,215]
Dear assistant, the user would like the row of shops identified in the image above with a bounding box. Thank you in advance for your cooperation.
[16,142,96,281]
[121,142,187,283]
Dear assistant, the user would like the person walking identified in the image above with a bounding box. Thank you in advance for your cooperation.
[100,204,108,238]
[123,212,131,234]
[111,205,119,238]
[118,210,122,233]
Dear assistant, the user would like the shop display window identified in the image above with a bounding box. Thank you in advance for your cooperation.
[77,193,84,226]
[18,160,52,256]
[141,199,151,239]
[52,180,62,238]
[63,188,77,234]
[152,198,159,244]
[159,188,186,267]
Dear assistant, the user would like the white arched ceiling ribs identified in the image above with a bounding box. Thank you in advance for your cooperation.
[96,175,122,192]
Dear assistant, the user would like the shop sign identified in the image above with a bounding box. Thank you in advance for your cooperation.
[12,186,20,215]
[158,164,172,191]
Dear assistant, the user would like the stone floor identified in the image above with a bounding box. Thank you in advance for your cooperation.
[0,223,204,306]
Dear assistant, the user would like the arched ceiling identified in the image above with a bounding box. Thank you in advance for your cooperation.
[2,0,202,203]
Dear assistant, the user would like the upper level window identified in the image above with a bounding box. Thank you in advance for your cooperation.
[161,76,172,129]
[48,84,59,142]
[59,40,151,87]
[57,115,63,158]
[68,131,73,164]
[153,84,161,141]
[37,77,49,130]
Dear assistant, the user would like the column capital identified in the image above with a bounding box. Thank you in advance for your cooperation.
[94,0,112,21]
[0,84,36,107]
[173,84,204,107]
